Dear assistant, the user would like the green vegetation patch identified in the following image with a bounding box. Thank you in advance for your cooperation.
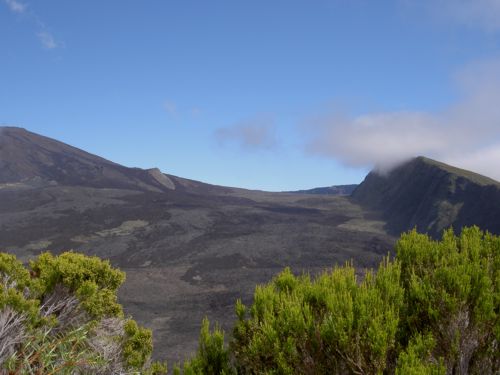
[0,251,166,374]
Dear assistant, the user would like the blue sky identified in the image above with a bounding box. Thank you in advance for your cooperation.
[2,1,500,190]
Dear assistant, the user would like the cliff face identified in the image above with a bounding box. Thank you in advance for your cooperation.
[351,157,500,237]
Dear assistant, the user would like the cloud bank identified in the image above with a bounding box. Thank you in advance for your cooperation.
[215,116,276,151]
[305,59,500,181]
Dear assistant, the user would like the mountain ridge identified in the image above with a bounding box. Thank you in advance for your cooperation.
[0,126,177,192]
[352,156,500,237]
[285,184,358,196]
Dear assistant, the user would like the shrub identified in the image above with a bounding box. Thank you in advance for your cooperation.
[174,318,234,375]
[0,251,166,374]
[396,227,500,374]
[231,261,403,374]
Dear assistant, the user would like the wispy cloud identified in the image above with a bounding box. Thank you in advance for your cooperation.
[4,0,26,13]
[37,31,57,49]
[163,100,177,116]
[407,0,500,32]
[4,0,61,50]
[304,58,500,181]
[215,116,277,151]
[191,107,201,117]
[163,100,203,119]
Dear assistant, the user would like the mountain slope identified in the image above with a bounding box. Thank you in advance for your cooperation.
[0,126,176,192]
[352,156,500,237]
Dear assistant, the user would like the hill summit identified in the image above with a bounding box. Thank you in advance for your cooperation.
[352,156,500,237]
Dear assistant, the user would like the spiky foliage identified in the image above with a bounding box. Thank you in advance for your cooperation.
[174,318,234,375]
[397,227,500,374]
[231,260,403,375]
[0,251,166,375]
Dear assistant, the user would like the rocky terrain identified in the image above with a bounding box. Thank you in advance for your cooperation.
[1,126,498,363]
[286,184,358,195]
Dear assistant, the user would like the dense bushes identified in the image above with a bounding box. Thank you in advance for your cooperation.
[231,262,403,374]
[181,227,499,374]
[0,251,166,374]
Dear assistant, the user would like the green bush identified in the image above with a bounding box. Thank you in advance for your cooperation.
[397,227,499,373]
[0,251,166,374]
[395,334,445,375]
[231,261,403,374]
[30,251,125,318]
[175,318,234,375]
[123,319,154,369]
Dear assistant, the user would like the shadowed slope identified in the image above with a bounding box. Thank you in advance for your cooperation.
[352,156,500,237]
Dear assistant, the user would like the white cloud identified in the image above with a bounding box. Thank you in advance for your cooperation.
[4,0,26,13]
[444,145,500,180]
[215,116,277,151]
[305,59,500,181]
[37,31,57,49]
